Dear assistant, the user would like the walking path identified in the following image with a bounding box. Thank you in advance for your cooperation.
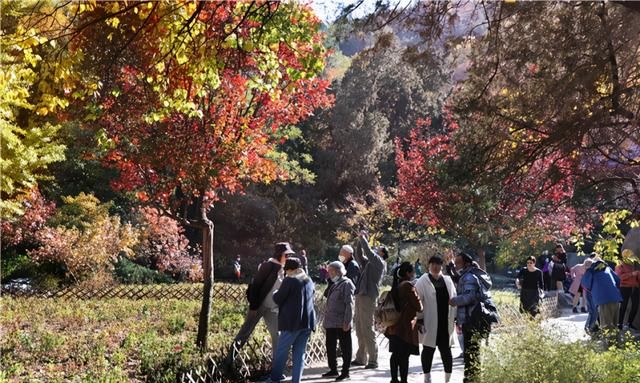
[301,332,465,383]
[297,308,591,383]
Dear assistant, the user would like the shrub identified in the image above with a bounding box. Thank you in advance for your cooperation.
[1,188,55,250]
[131,207,202,282]
[28,193,138,284]
[482,322,640,383]
[113,256,174,284]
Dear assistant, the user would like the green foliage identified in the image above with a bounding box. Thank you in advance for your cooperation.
[112,257,174,285]
[496,236,556,268]
[482,322,640,383]
[592,210,640,262]
[0,253,32,282]
[47,193,112,231]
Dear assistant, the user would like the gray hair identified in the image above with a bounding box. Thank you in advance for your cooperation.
[328,261,346,276]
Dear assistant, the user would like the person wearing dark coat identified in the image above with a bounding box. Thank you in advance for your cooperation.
[226,242,291,368]
[268,257,316,383]
[385,262,423,383]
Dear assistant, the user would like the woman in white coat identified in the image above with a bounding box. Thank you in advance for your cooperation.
[415,255,457,383]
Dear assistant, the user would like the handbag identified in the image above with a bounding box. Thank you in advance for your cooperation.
[375,290,401,328]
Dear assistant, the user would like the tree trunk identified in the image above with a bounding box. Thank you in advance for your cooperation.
[477,248,487,271]
[196,205,214,351]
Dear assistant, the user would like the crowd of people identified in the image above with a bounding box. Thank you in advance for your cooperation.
[516,243,639,335]
[223,232,498,383]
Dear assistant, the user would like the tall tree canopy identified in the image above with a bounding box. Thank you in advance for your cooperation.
[5,0,333,349]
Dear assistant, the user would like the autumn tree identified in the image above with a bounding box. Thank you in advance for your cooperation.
[394,114,581,269]
[455,1,640,215]
[0,1,67,218]
[9,0,332,350]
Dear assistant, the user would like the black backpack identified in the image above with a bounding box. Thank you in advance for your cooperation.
[466,272,500,331]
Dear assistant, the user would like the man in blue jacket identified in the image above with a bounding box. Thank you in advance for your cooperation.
[449,253,493,383]
[269,257,316,383]
[581,254,622,332]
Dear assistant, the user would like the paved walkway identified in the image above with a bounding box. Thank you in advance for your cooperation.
[296,308,594,383]
[301,332,465,383]
[278,304,640,383]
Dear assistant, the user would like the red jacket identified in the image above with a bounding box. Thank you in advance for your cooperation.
[615,263,640,288]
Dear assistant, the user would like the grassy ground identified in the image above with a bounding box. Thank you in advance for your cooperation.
[0,296,267,383]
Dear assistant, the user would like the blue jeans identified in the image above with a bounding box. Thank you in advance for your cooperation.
[270,328,312,383]
[585,291,598,332]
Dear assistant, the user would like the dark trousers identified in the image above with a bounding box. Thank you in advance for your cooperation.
[543,273,551,291]
[462,324,488,383]
[326,328,351,375]
[421,340,453,374]
[390,350,410,383]
[619,287,640,328]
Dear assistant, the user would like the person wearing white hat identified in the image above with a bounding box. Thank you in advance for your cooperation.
[339,244,361,286]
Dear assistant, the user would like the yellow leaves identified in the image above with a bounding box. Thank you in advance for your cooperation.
[155,62,165,72]
[500,88,509,96]
[36,107,49,116]
[78,1,96,14]
[595,77,613,96]
[106,17,120,29]
[176,54,188,65]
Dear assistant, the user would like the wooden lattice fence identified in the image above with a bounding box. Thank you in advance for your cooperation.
[179,290,328,383]
[0,282,249,301]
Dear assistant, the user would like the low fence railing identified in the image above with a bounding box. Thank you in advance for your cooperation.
[0,282,247,301]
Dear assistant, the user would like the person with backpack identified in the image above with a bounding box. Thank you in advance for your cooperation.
[384,262,422,383]
[449,252,494,383]
[268,257,316,383]
[352,231,388,369]
[322,261,356,381]
[582,254,622,332]
[225,242,292,370]
[415,256,457,383]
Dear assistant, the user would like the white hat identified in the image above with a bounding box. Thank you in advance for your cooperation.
[341,244,354,254]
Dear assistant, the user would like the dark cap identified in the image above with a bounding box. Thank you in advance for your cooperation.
[284,257,302,271]
[275,242,295,256]
[458,252,474,264]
